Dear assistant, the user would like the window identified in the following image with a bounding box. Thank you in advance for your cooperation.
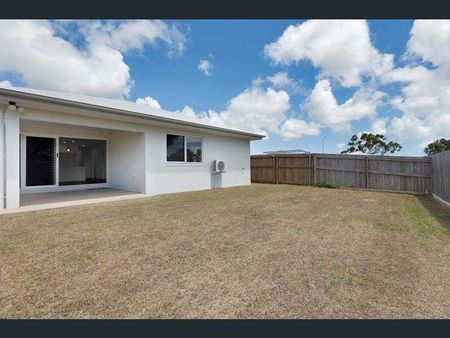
[166,134,202,163]
[187,136,202,162]
[58,137,107,185]
[167,134,185,161]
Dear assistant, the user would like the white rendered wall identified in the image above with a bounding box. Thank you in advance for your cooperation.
[19,108,252,196]
[20,121,110,140]
[144,126,251,195]
[5,109,20,208]
[108,131,146,193]
[11,107,254,204]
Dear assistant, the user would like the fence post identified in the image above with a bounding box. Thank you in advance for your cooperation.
[275,155,279,184]
[428,156,432,195]
[308,154,311,185]
[365,156,369,189]
[313,155,317,185]
[272,155,276,184]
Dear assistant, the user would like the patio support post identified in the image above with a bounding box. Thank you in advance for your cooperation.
[4,106,20,209]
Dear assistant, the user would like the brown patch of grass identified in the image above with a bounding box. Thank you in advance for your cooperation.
[0,184,449,318]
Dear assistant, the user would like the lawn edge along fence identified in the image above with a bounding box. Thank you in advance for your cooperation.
[251,153,433,195]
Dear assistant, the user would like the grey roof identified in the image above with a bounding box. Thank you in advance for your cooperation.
[0,86,264,140]
[264,149,311,154]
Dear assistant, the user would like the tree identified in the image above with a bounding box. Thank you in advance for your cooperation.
[341,133,402,155]
[424,138,450,155]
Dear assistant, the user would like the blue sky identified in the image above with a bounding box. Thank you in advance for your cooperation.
[1,20,449,155]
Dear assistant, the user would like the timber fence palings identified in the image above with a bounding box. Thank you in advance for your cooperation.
[430,150,450,204]
[251,153,432,194]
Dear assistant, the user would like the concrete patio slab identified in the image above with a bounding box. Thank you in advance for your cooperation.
[1,188,146,214]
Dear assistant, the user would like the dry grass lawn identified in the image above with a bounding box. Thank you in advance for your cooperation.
[0,184,449,319]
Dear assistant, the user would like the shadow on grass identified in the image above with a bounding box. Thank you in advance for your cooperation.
[416,195,450,233]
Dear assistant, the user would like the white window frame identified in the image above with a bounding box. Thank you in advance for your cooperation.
[166,133,204,165]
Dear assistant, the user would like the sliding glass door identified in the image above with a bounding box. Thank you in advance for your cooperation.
[58,137,107,186]
[23,135,107,188]
[25,136,57,187]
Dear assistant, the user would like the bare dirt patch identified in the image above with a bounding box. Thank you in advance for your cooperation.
[0,184,449,318]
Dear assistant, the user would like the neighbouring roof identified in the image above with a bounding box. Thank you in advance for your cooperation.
[264,149,311,154]
[0,86,265,140]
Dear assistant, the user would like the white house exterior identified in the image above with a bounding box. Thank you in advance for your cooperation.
[0,86,264,210]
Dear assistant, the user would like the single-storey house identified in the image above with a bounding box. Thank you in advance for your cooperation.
[0,86,264,210]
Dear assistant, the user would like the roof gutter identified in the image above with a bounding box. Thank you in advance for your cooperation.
[0,88,265,140]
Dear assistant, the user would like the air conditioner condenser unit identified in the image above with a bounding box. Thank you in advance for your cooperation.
[212,160,226,173]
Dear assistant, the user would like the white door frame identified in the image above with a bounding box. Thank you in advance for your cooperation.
[20,132,109,192]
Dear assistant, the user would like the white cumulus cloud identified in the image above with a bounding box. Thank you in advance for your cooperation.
[173,75,387,141]
[198,58,213,76]
[174,82,324,141]
[371,117,388,135]
[175,85,291,137]
[266,71,303,94]
[0,80,12,87]
[381,20,450,146]
[0,20,186,98]
[135,96,161,109]
[337,143,346,151]
[279,119,321,140]
[80,20,185,57]
[405,20,450,67]
[306,79,385,134]
[209,86,290,135]
[264,20,393,87]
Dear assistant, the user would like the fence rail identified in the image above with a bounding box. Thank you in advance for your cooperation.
[251,153,433,194]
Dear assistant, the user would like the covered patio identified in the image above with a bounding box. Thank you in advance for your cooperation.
[3,188,145,214]
[1,111,148,211]
[15,119,148,211]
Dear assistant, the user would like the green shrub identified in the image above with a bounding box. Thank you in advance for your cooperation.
[314,181,340,189]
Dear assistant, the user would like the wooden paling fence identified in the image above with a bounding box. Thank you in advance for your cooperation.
[431,150,450,203]
[251,153,433,194]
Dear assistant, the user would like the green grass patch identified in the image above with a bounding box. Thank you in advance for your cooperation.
[314,181,340,189]
[375,221,402,231]
[405,206,447,239]
[324,271,367,294]
[324,273,352,292]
